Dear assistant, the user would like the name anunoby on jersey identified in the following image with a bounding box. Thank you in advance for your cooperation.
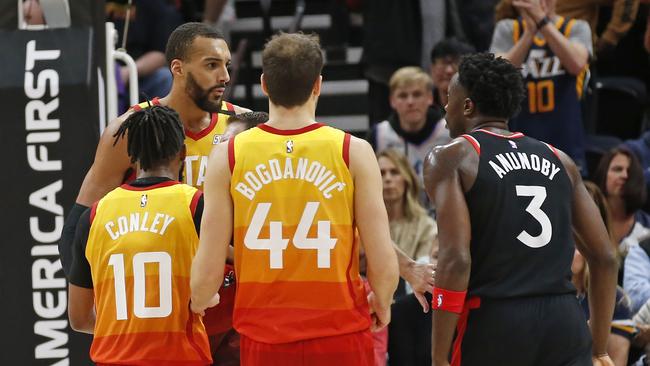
[104,212,176,240]
[235,157,346,201]
[489,152,561,180]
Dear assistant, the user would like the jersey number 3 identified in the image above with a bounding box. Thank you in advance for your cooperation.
[516,185,552,248]
[245,202,338,269]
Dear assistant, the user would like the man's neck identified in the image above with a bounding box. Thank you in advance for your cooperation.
[137,169,177,181]
[266,100,316,129]
[160,87,212,131]
[400,118,427,133]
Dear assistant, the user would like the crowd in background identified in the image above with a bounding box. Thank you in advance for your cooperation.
[22,0,650,364]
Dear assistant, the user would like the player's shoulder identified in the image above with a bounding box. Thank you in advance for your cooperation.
[229,103,251,115]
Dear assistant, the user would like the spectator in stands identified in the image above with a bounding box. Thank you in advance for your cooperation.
[592,148,650,312]
[555,0,640,56]
[490,0,592,172]
[202,0,236,42]
[455,0,500,51]
[362,0,464,125]
[429,38,475,115]
[106,0,183,111]
[595,148,650,257]
[367,67,448,183]
[378,148,437,366]
[573,181,634,366]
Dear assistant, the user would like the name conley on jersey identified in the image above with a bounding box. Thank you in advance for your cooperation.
[489,152,561,180]
[104,212,176,240]
[235,157,346,201]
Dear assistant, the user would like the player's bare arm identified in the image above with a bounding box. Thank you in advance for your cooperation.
[349,136,399,331]
[68,284,95,334]
[394,244,436,312]
[423,139,474,366]
[76,112,135,206]
[558,149,617,362]
[190,141,232,314]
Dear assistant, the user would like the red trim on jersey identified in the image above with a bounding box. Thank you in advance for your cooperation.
[185,305,213,364]
[130,97,161,112]
[543,142,561,159]
[476,129,524,139]
[120,180,180,191]
[450,297,482,366]
[190,190,203,216]
[257,122,325,135]
[185,112,219,141]
[343,133,351,168]
[460,134,481,156]
[225,101,235,112]
[89,201,99,225]
[228,135,236,173]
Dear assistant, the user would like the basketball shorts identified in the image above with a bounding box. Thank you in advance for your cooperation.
[240,330,375,366]
[453,293,592,366]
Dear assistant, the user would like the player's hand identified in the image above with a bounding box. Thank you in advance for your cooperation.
[403,262,435,312]
[367,292,391,332]
[592,354,614,366]
[190,292,220,316]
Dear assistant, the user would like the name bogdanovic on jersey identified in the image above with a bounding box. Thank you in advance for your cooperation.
[234,157,347,201]
[229,123,371,344]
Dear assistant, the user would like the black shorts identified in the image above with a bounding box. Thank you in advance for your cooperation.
[455,293,592,366]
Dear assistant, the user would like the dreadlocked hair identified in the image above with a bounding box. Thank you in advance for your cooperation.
[113,105,185,171]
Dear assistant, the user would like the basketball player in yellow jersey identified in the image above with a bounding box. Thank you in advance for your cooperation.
[191,33,399,366]
[68,106,212,365]
[59,22,249,277]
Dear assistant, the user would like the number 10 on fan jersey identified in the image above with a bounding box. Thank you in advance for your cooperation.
[244,201,338,269]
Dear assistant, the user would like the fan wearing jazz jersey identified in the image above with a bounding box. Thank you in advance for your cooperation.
[191,33,399,365]
[68,106,212,365]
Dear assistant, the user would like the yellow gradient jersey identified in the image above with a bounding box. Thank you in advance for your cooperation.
[85,181,211,365]
[229,123,371,344]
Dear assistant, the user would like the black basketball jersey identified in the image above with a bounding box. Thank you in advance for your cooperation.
[461,129,576,299]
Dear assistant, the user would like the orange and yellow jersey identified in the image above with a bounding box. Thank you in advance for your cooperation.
[130,98,235,189]
[228,123,371,344]
[85,181,211,365]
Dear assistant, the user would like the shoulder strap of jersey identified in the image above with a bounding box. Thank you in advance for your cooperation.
[190,189,203,216]
[228,134,236,173]
[513,18,521,44]
[89,201,99,225]
[460,134,481,156]
[343,133,351,168]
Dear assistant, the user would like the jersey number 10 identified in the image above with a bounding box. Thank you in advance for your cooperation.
[108,252,173,320]
[244,202,338,269]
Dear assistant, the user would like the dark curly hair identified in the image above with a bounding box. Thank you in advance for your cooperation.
[458,52,525,119]
[113,105,185,171]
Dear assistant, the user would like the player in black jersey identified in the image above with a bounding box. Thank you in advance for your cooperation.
[423,53,617,366]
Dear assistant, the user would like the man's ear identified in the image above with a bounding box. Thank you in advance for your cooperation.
[260,74,269,96]
[170,59,183,77]
[463,98,475,117]
[312,75,323,97]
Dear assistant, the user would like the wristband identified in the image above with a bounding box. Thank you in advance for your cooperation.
[431,287,467,314]
[536,16,551,30]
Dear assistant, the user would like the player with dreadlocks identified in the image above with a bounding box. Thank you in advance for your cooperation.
[67,105,212,365]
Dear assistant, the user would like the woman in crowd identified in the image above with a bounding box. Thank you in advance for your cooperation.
[377,148,438,365]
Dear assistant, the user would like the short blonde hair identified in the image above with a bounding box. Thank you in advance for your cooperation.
[389,66,433,95]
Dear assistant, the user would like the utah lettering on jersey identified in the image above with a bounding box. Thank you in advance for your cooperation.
[235,157,346,201]
[104,212,176,240]
[522,49,565,79]
[488,151,561,180]
[184,155,208,187]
